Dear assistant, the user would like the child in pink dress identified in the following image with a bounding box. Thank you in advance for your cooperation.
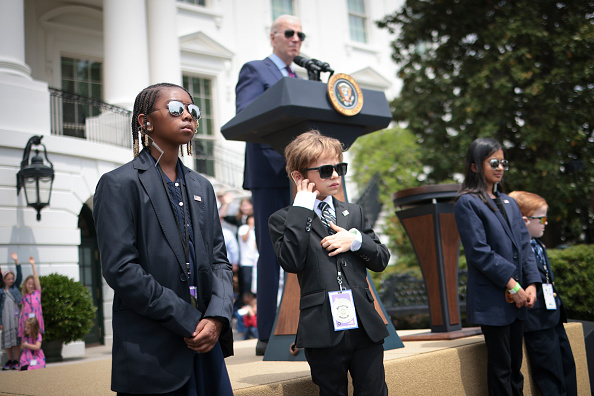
[20,317,45,370]
[18,257,44,340]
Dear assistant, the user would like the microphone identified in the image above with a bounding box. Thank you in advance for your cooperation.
[311,59,334,75]
[293,55,322,73]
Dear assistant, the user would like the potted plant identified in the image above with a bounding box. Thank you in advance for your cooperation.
[40,273,97,362]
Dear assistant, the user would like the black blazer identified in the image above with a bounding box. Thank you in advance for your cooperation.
[268,198,390,348]
[455,192,541,326]
[93,150,234,394]
[236,57,293,189]
[524,238,566,332]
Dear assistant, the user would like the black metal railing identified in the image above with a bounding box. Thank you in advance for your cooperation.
[49,88,132,148]
[378,269,468,316]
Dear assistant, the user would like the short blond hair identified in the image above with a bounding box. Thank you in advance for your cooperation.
[508,191,548,217]
[284,130,344,177]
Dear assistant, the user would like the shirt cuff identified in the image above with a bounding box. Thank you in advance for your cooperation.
[349,228,362,251]
[293,191,317,210]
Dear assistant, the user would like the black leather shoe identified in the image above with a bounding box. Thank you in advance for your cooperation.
[255,340,267,356]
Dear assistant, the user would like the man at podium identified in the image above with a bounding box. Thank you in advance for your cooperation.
[235,14,304,356]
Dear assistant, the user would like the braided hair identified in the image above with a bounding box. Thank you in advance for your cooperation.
[131,83,195,157]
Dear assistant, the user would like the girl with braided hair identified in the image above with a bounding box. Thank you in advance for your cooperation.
[94,83,234,395]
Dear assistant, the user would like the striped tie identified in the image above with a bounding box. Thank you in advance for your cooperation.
[318,201,336,234]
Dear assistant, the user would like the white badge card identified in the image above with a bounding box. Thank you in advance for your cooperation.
[542,283,557,310]
[328,290,359,331]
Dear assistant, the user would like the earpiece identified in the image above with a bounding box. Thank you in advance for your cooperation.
[290,172,298,185]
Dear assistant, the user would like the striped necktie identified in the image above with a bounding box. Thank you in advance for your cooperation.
[318,201,336,234]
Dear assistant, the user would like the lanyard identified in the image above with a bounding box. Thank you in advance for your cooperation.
[532,240,550,284]
[157,165,191,280]
[335,260,344,292]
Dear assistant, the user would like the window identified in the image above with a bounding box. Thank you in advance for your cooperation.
[177,0,206,6]
[271,0,293,20]
[183,75,215,176]
[61,57,102,138]
[348,0,367,43]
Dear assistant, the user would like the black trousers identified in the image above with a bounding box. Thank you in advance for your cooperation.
[252,186,290,342]
[481,319,525,396]
[524,321,577,396]
[304,328,387,396]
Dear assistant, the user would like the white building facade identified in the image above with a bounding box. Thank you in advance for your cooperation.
[0,0,402,356]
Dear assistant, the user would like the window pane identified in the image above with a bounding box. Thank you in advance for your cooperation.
[76,60,89,81]
[62,58,74,79]
[271,0,293,20]
[90,62,101,82]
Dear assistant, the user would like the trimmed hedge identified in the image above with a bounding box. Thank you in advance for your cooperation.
[547,244,594,321]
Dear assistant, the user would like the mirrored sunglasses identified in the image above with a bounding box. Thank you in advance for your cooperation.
[151,101,201,120]
[527,216,547,224]
[488,159,509,170]
[283,29,306,41]
[305,163,347,179]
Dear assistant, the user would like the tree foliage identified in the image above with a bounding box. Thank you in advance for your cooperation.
[350,127,424,272]
[377,0,594,245]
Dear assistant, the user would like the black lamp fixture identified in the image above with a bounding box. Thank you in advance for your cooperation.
[16,135,55,221]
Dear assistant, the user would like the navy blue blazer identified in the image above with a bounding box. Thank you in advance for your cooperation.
[268,198,390,348]
[93,150,234,394]
[455,193,541,326]
[524,238,566,332]
[236,57,292,189]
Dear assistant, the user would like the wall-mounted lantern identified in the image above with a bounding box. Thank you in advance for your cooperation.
[16,135,55,221]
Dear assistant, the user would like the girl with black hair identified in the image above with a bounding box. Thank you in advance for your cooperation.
[454,137,541,395]
[94,83,234,395]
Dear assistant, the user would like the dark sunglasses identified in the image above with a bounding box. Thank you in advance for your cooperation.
[150,101,201,120]
[527,216,547,224]
[305,163,347,179]
[488,159,509,170]
[283,29,306,41]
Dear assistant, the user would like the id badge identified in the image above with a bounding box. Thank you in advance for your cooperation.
[542,283,557,310]
[28,313,36,319]
[328,290,359,331]
[30,359,37,366]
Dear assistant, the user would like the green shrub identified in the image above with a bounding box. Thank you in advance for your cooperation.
[547,244,594,321]
[40,273,97,344]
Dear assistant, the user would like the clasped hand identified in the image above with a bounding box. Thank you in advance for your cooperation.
[510,284,537,308]
[184,317,223,353]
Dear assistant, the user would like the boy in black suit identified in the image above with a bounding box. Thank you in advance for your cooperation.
[268,130,390,396]
[509,191,577,396]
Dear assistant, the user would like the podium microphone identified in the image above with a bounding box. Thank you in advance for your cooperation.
[293,56,322,73]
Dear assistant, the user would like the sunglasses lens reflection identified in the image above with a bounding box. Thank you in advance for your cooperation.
[319,163,347,178]
[167,101,201,120]
[283,29,305,41]
[489,159,509,170]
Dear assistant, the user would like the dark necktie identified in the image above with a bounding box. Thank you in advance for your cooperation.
[286,66,296,78]
[318,201,336,234]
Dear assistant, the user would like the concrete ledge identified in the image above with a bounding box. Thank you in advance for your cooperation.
[0,323,590,396]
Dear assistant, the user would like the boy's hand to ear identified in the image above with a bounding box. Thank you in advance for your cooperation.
[321,223,356,256]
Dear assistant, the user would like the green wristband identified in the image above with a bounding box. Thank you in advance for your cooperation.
[508,282,522,294]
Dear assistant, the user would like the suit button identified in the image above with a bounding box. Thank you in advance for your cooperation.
[180,274,187,282]
[513,254,518,259]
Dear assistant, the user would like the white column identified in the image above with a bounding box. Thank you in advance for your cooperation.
[147,0,182,85]
[103,0,149,109]
[0,0,31,78]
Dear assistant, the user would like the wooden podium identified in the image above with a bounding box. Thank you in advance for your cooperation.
[393,184,481,340]
[222,77,404,360]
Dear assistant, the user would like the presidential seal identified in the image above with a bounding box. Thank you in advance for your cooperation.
[327,73,363,116]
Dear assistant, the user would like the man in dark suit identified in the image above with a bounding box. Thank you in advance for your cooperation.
[235,14,304,355]
[269,131,390,396]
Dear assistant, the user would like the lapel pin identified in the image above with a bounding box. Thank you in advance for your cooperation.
[504,200,509,204]
[194,195,202,202]
[342,210,349,217]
